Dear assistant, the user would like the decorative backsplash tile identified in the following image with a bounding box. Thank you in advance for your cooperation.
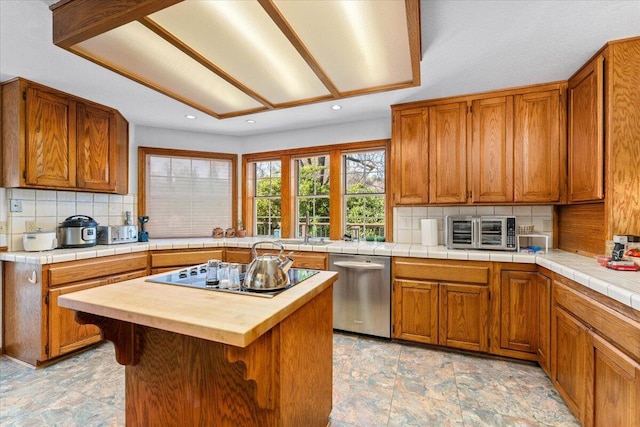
[3,189,137,251]
[393,205,554,246]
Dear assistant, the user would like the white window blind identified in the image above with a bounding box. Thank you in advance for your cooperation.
[145,154,232,238]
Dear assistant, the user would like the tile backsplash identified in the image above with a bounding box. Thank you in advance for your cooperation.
[4,188,137,251]
[393,205,554,246]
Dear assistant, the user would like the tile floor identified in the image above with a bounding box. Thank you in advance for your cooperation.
[0,333,579,427]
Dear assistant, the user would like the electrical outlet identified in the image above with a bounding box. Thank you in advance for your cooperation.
[543,219,553,232]
[10,199,22,213]
[0,221,6,233]
[25,221,37,232]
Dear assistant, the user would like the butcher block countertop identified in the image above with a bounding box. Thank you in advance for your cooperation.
[57,269,337,348]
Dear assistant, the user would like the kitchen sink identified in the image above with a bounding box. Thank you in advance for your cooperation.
[277,238,332,246]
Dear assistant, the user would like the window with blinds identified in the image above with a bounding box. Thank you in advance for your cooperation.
[144,151,234,238]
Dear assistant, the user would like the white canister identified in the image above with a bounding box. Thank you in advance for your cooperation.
[23,229,57,251]
[420,219,438,246]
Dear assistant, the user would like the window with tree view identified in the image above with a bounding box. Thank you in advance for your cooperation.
[297,155,330,238]
[344,150,385,239]
[255,160,281,236]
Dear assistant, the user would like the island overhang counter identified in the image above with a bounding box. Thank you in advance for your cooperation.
[58,270,338,427]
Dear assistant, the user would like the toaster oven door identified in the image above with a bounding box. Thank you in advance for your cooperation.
[447,217,476,248]
[478,218,507,249]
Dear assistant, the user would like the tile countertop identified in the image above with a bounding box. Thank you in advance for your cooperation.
[1,237,639,311]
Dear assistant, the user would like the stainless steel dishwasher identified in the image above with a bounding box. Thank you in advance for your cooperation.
[329,253,391,338]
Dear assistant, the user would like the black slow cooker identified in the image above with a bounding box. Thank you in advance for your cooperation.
[57,215,98,248]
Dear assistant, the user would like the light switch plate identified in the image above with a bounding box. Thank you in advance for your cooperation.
[10,199,22,212]
[543,220,552,232]
[0,221,6,232]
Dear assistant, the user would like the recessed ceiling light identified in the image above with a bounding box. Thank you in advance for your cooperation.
[331,104,342,111]
[246,119,256,124]
[185,114,196,119]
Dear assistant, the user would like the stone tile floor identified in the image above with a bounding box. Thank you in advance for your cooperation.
[1,333,579,426]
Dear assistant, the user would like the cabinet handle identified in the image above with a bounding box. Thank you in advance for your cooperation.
[28,270,37,284]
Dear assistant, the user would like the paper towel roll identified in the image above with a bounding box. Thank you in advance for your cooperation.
[421,219,438,246]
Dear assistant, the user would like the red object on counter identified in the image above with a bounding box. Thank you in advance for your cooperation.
[606,261,640,271]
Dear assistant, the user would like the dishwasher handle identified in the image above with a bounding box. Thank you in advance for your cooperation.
[333,260,386,270]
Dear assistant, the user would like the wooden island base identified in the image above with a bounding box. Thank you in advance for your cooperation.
[78,288,333,427]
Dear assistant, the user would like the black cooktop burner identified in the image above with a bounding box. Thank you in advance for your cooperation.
[146,264,320,298]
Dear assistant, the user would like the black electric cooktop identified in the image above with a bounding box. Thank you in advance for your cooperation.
[146,264,320,298]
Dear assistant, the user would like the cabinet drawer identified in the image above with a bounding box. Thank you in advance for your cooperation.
[151,249,224,268]
[393,257,489,284]
[290,252,327,270]
[48,252,148,286]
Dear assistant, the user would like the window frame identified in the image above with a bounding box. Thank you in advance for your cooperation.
[242,139,391,241]
[138,146,238,237]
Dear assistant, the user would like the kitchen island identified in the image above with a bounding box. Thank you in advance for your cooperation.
[57,269,337,427]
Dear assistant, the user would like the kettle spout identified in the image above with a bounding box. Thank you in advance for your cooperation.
[280,254,294,274]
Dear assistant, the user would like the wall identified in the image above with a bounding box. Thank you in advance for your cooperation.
[393,205,554,251]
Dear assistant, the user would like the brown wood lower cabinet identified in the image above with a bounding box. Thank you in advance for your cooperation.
[491,264,540,361]
[3,252,149,366]
[552,278,640,426]
[392,280,439,344]
[223,247,328,270]
[537,268,552,376]
[392,258,490,352]
[150,248,225,274]
[585,331,640,427]
[552,305,589,420]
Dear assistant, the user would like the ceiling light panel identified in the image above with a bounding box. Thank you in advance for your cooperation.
[274,0,413,92]
[73,21,264,115]
[148,0,330,105]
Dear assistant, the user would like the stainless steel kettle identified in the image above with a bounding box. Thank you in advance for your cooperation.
[243,241,294,291]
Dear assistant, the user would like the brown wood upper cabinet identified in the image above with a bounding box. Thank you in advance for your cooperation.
[429,102,467,204]
[567,56,604,203]
[391,82,565,205]
[391,107,429,204]
[471,95,514,203]
[1,77,129,194]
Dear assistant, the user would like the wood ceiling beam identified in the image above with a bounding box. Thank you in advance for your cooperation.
[51,0,182,48]
[138,17,275,110]
[406,0,422,86]
[258,0,341,99]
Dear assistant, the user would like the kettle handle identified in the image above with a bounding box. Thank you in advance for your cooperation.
[251,240,285,259]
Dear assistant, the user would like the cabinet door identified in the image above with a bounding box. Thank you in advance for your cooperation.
[584,331,640,427]
[514,90,562,203]
[392,280,438,344]
[391,108,429,205]
[113,110,129,195]
[471,96,513,203]
[48,278,109,358]
[568,56,604,203]
[537,273,552,376]
[499,271,539,355]
[25,87,76,187]
[76,103,116,191]
[428,102,467,204]
[439,283,489,352]
[552,305,588,422]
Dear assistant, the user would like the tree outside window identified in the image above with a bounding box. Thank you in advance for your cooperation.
[255,160,281,236]
[297,155,330,238]
[344,150,385,238]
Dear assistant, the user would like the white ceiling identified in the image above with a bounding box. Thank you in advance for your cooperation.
[1,1,639,137]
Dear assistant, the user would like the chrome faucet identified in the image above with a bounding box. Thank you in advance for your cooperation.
[302,211,311,244]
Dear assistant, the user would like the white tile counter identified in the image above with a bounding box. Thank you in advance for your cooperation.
[2,237,639,311]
